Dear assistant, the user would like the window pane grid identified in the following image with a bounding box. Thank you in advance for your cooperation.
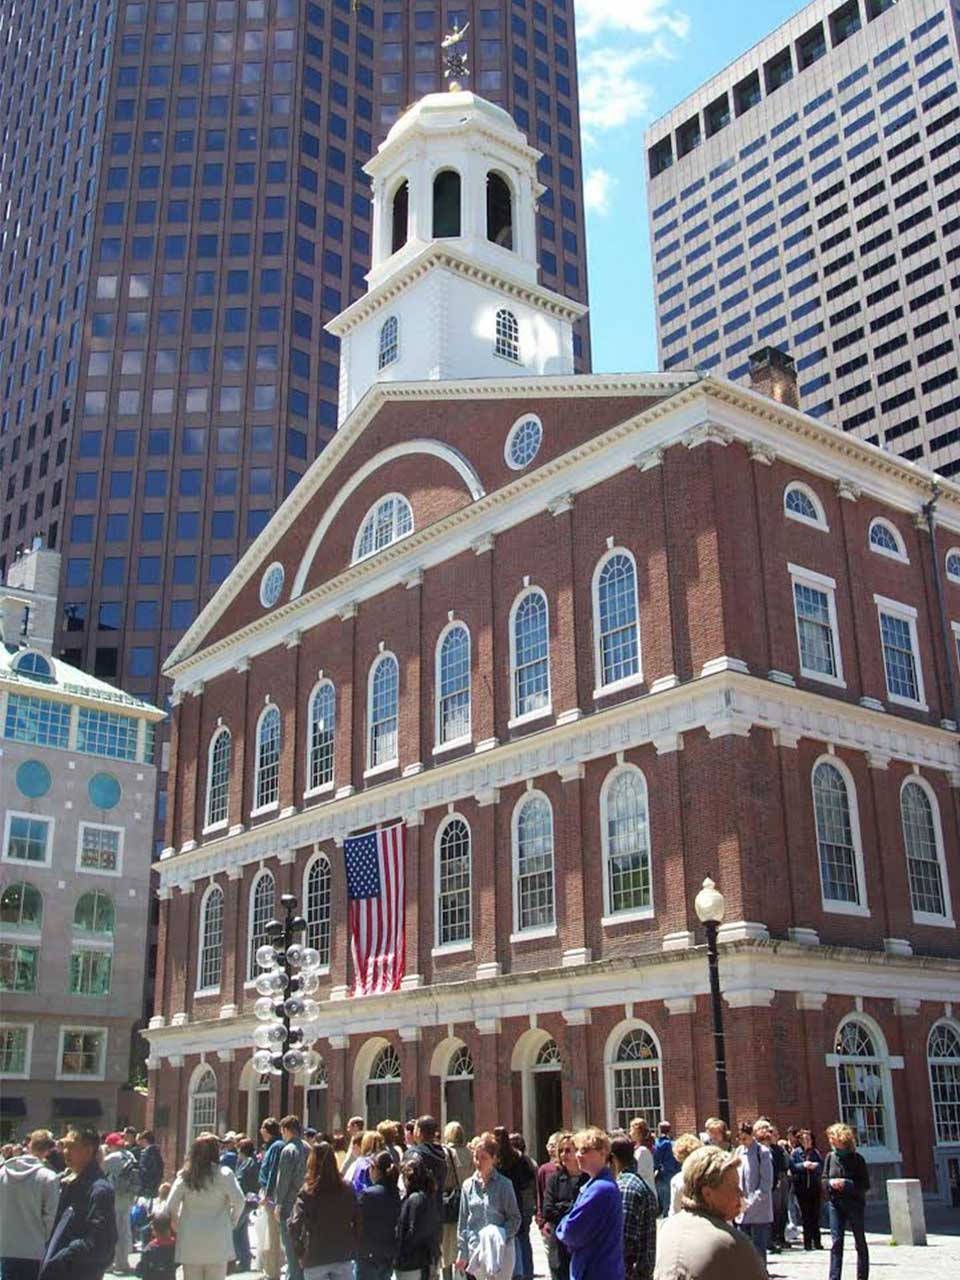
[901,784,946,916]
[5,816,51,863]
[3,694,70,748]
[77,709,139,760]
[606,772,651,914]
[69,950,112,996]
[199,888,224,990]
[309,685,335,789]
[79,825,120,872]
[370,657,399,767]
[880,612,919,700]
[255,707,281,808]
[0,1027,28,1073]
[0,883,43,930]
[248,874,275,978]
[495,308,519,361]
[74,891,115,935]
[814,764,860,904]
[356,495,413,561]
[378,315,399,369]
[513,592,549,716]
[207,729,232,825]
[613,1030,662,1131]
[305,859,331,966]
[61,1031,103,1076]
[786,488,817,520]
[929,1025,960,1144]
[439,627,470,744]
[516,798,554,930]
[598,555,639,686]
[438,818,471,945]
[795,582,837,675]
[0,943,38,992]
[191,1068,217,1140]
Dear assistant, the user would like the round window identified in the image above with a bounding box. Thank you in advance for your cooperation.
[505,415,543,470]
[88,773,122,810]
[260,562,285,608]
[16,760,52,799]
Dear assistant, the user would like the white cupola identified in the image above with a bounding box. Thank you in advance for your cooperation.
[325,89,588,424]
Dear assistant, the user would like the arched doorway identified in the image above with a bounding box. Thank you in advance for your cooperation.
[239,1056,272,1137]
[304,1057,328,1134]
[443,1046,475,1137]
[187,1064,218,1141]
[486,172,513,248]
[391,180,409,253]
[512,1030,563,1163]
[432,169,461,238]
[356,1041,402,1127]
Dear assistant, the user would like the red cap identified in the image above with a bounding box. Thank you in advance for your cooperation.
[104,1132,126,1147]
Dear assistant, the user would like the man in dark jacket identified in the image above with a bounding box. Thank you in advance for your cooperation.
[39,1125,117,1280]
[409,1116,447,1278]
[135,1133,163,1201]
[275,1116,311,1280]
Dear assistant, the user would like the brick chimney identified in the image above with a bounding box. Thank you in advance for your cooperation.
[748,346,799,410]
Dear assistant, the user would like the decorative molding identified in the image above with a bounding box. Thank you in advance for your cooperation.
[706,716,752,740]
[768,670,796,687]
[894,997,921,1017]
[338,602,357,621]
[635,447,664,472]
[556,708,583,726]
[562,1007,592,1026]
[284,631,302,650]
[226,866,242,881]
[795,991,828,1010]
[170,1012,189,1027]
[652,732,683,756]
[788,928,820,947]
[548,493,576,517]
[748,441,776,466]
[475,737,499,754]
[884,938,914,957]
[774,728,801,749]
[664,996,697,1016]
[475,1016,501,1035]
[649,674,680,694]
[661,931,694,952]
[327,1034,349,1050]
[561,947,592,968]
[234,658,250,674]
[475,787,499,808]
[219,1004,238,1020]
[867,753,891,770]
[400,973,423,990]
[684,422,733,450]
[475,962,502,981]
[472,534,495,556]
[557,763,584,783]
[398,1025,422,1042]
[724,988,776,1008]
[700,656,750,677]
[860,697,885,713]
[836,479,861,502]
[217,1049,235,1063]
[403,570,424,590]
[717,921,769,943]
[148,1015,166,1030]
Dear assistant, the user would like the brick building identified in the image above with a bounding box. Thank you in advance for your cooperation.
[145,91,960,1203]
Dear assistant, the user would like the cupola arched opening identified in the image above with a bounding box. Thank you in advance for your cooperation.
[391,180,409,254]
[433,169,462,238]
[487,171,514,248]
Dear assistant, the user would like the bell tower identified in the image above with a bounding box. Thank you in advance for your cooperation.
[326,74,588,424]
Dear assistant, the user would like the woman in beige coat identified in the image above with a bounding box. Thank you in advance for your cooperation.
[655,1147,765,1280]
[440,1122,474,1280]
[165,1134,245,1280]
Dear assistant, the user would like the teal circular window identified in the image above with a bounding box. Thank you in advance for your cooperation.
[88,773,122,810]
[16,760,52,798]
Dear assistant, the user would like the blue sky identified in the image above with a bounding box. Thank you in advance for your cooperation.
[575,0,803,372]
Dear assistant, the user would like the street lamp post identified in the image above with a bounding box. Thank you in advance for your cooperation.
[251,893,323,1119]
[694,876,730,1130]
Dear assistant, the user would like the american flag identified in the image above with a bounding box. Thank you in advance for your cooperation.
[344,823,406,995]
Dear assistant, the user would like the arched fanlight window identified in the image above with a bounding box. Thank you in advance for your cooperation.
[247,870,275,980]
[869,518,907,562]
[189,1066,218,1140]
[436,816,471,947]
[368,653,399,769]
[13,651,53,681]
[365,1043,402,1127]
[432,169,461,237]
[0,882,43,930]
[353,494,414,563]
[594,550,641,688]
[812,760,864,907]
[391,180,409,253]
[197,885,224,992]
[602,768,652,917]
[510,588,550,719]
[535,1039,562,1069]
[900,780,949,920]
[304,855,332,968]
[307,682,335,792]
[610,1027,663,1132]
[254,705,281,811]
[437,623,471,746]
[205,726,232,828]
[928,1021,960,1145]
[513,793,555,933]
[378,316,399,370]
[495,308,520,362]
[74,891,114,935]
[834,1018,893,1150]
[487,171,513,248]
[783,483,827,529]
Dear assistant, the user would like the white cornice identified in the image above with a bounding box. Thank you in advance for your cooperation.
[154,668,960,889]
[142,939,960,1061]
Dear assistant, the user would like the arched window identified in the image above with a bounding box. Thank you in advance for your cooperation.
[197,885,224,992]
[254,705,281,811]
[812,760,864,907]
[13,651,53,680]
[594,550,641,688]
[444,1044,475,1135]
[495,308,520,362]
[928,1021,960,1145]
[74,891,114,935]
[869,518,907,561]
[304,855,331,967]
[610,1027,663,1132]
[432,169,461,237]
[306,1056,329,1132]
[437,624,471,746]
[436,816,471,947]
[784,483,827,529]
[378,316,399,370]
[391,180,409,253]
[0,881,43,930]
[366,1044,402,1127]
[513,793,555,933]
[945,548,960,583]
[354,494,414,563]
[247,870,275,979]
[900,780,949,920]
[189,1066,218,1140]
[834,1018,893,1150]
[368,653,399,769]
[487,171,513,248]
[205,727,232,828]
[511,588,550,720]
[307,682,336,792]
[602,768,652,917]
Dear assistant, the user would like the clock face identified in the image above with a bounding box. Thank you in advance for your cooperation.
[260,562,285,608]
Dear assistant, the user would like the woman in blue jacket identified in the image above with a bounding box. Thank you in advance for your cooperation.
[790,1129,823,1251]
[555,1130,623,1280]
[357,1152,401,1280]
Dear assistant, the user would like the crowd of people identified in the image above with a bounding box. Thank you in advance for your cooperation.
[0,1112,873,1280]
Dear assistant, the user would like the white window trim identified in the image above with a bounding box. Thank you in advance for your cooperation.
[504,413,543,471]
[603,1018,665,1134]
[305,679,336,797]
[352,493,414,565]
[434,812,472,951]
[811,754,870,917]
[194,882,224,997]
[0,1022,34,1079]
[246,868,275,983]
[508,586,552,723]
[868,518,908,564]
[187,1063,219,1140]
[928,1018,960,1147]
[511,790,556,938]
[75,821,125,878]
[55,1024,107,1082]
[789,564,846,688]
[600,764,654,921]
[252,703,282,816]
[592,547,643,694]
[831,1013,900,1161]
[204,725,232,832]
[874,594,927,710]
[434,621,472,752]
[2,810,55,869]
[367,651,400,773]
[900,776,955,928]
[302,851,332,969]
[784,482,829,531]
[945,548,960,584]
[378,315,400,369]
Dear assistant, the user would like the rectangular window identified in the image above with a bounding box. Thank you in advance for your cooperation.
[790,567,844,685]
[3,695,70,749]
[76,711,139,761]
[3,814,54,865]
[876,597,925,706]
[58,1028,106,1079]
[0,1026,31,1077]
[77,824,123,875]
[0,944,38,992]
[69,952,112,997]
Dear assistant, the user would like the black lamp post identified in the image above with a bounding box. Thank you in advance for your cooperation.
[694,876,730,1129]
[252,893,321,1119]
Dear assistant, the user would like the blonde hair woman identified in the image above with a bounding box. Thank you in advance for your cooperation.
[441,1123,472,1279]
[668,1134,703,1215]
[822,1124,870,1280]
[654,1147,765,1279]
[349,1131,385,1195]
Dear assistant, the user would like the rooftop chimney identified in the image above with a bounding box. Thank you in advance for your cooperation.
[748,346,799,411]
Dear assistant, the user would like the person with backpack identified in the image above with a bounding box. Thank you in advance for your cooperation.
[822,1123,870,1280]
[103,1133,141,1274]
[651,1122,680,1219]
[0,1129,60,1280]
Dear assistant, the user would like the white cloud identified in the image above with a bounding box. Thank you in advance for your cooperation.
[584,167,616,215]
[578,47,656,136]
[575,0,691,43]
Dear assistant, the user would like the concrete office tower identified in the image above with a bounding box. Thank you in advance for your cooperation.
[0,546,163,1136]
[644,0,960,474]
[0,0,589,713]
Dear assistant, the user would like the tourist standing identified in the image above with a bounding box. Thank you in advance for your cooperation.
[504,1133,536,1280]
[232,1139,260,1273]
[534,1135,560,1231]
[39,1126,116,1280]
[136,1135,164,1204]
[822,1124,870,1280]
[164,1134,244,1280]
[0,1130,60,1280]
[701,1120,729,1150]
[287,1141,359,1280]
[440,1125,472,1280]
[257,1119,284,1280]
[734,1122,773,1268]
[349,1132,385,1196]
[628,1122,655,1192]
[652,1124,679,1219]
[276,1116,311,1280]
[455,1134,520,1280]
[103,1132,141,1274]
[609,1137,657,1280]
[395,1155,441,1280]
[654,1146,765,1280]
[357,1152,401,1280]
[666,1136,702,1216]
[540,1135,585,1280]
[556,1129,623,1280]
[790,1130,823,1251]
